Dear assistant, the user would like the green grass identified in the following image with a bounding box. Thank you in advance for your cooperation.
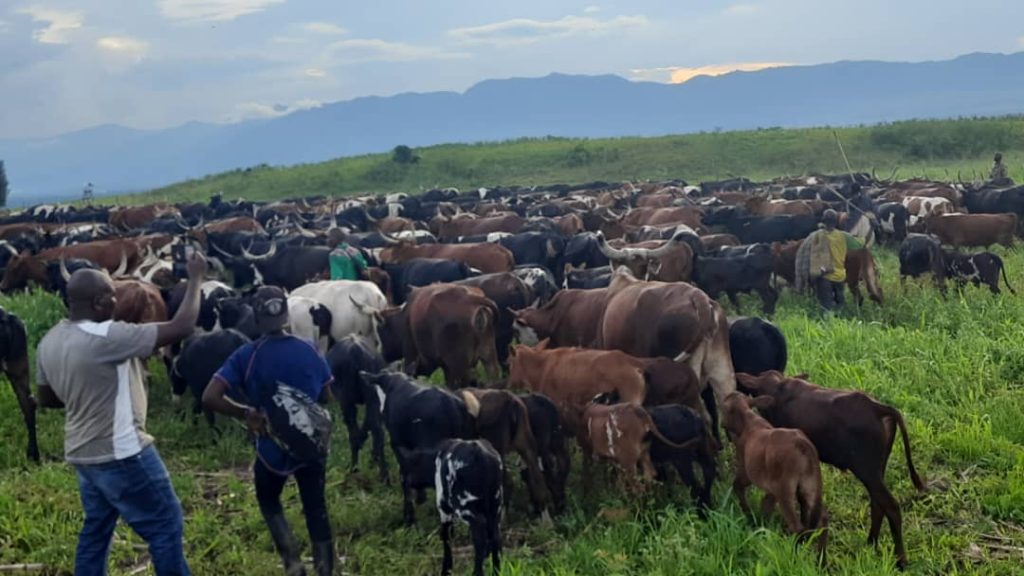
[98,115,1024,206]
[2,246,1024,574]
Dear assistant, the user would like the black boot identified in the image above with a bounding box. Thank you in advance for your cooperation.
[266,513,307,576]
[312,540,335,576]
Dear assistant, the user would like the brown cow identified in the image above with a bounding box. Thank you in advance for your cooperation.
[109,204,179,230]
[924,213,1016,249]
[622,207,704,229]
[599,268,735,404]
[581,402,700,494]
[722,392,828,556]
[699,234,741,252]
[596,231,694,282]
[1,240,139,291]
[379,240,514,274]
[404,284,500,388]
[463,388,552,520]
[553,213,584,236]
[113,280,169,324]
[736,371,926,568]
[743,196,815,217]
[377,217,417,233]
[204,216,265,234]
[438,214,524,241]
[511,288,609,348]
[635,193,676,208]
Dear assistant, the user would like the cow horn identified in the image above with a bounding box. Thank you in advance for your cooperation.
[240,240,277,261]
[872,167,878,182]
[595,232,630,261]
[59,257,72,282]
[645,232,687,258]
[208,240,234,258]
[378,230,402,245]
[112,250,128,277]
[365,208,378,223]
[349,295,376,315]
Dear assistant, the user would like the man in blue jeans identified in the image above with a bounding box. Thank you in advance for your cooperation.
[36,253,207,575]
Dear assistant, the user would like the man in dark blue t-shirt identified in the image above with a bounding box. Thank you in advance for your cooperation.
[203,286,334,576]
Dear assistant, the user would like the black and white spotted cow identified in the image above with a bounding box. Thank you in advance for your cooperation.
[942,250,1016,294]
[435,438,503,576]
[876,202,909,243]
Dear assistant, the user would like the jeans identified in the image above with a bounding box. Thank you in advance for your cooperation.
[254,457,332,542]
[73,445,190,576]
[816,277,846,311]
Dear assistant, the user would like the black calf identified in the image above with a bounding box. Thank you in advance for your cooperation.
[435,438,503,576]
[646,404,717,512]
[943,250,1016,294]
[326,335,388,482]
[170,329,250,428]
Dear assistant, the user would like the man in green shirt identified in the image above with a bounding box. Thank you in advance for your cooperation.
[328,229,368,281]
[804,209,863,314]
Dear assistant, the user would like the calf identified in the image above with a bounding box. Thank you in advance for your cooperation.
[463,388,551,519]
[518,393,570,513]
[845,248,884,306]
[170,329,250,428]
[693,245,778,315]
[562,264,611,289]
[362,371,479,524]
[435,438,503,576]
[646,404,717,511]
[327,336,388,482]
[736,371,926,568]
[0,307,37,462]
[898,234,946,290]
[729,316,787,376]
[722,392,827,555]
[581,402,699,494]
[942,250,1016,294]
[511,288,609,348]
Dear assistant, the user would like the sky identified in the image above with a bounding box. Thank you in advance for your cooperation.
[1,0,1022,140]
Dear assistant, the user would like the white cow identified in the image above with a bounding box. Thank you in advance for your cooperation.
[902,195,954,228]
[290,280,387,353]
[287,296,333,354]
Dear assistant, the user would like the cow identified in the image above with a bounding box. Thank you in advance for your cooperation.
[692,245,778,315]
[901,196,953,230]
[580,401,700,494]
[562,232,610,270]
[722,392,828,557]
[562,264,611,289]
[898,234,947,290]
[169,329,250,428]
[646,404,717,511]
[455,273,530,367]
[435,438,503,576]
[876,202,909,243]
[517,393,570,513]
[743,196,816,217]
[729,316,787,376]
[599,268,735,404]
[437,213,524,241]
[844,248,884,306]
[113,280,169,324]
[1,240,136,292]
[287,296,334,353]
[596,231,694,282]
[403,284,500,388]
[360,371,479,525]
[462,388,551,519]
[704,210,818,244]
[109,204,179,230]
[495,232,565,284]
[923,213,1016,249]
[699,233,741,253]
[512,288,609,348]
[223,243,332,290]
[379,239,515,274]
[381,258,475,305]
[942,250,1016,294]
[0,307,37,462]
[327,336,388,482]
[961,185,1024,225]
[290,280,388,353]
[510,265,559,306]
[621,206,704,229]
[735,371,926,568]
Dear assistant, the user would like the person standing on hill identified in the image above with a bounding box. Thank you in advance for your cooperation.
[203,286,336,576]
[35,253,207,576]
[328,228,368,281]
[802,209,862,315]
[990,153,1011,185]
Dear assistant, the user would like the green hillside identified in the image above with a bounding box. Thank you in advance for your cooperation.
[133,116,1024,205]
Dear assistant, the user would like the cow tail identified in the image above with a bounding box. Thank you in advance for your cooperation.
[640,406,700,450]
[472,303,494,334]
[878,404,927,491]
[997,255,1017,294]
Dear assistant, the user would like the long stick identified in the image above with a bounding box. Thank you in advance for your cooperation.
[0,565,47,572]
[833,130,856,182]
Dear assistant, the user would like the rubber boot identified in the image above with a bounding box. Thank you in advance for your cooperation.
[266,513,306,576]
[312,540,335,576]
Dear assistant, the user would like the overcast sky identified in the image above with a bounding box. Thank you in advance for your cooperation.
[2,0,1022,139]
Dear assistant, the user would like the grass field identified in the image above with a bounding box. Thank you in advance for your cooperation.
[107,116,1024,206]
[2,245,1024,575]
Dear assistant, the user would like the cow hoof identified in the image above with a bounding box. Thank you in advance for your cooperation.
[27,449,40,463]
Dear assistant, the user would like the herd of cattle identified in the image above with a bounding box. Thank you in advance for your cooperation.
[1,171,1021,574]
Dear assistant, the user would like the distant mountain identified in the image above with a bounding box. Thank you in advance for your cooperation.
[3,52,1024,205]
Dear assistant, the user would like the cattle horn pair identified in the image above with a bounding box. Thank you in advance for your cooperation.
[240,241,278,261]
[111,250,129,277]
[596,231,685,261]
[208,240,235,258]
[377,230,403,245]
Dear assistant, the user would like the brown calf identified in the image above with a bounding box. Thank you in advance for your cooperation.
[511,288,610,348]
[700,233,741,253]
[736,371,926,568]
[924,213,1016,249]
[722,392,827,555]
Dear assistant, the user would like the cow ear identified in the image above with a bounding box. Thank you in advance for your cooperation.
[792,372,809,381]
[749,396,775,411]
[537,338,550,350]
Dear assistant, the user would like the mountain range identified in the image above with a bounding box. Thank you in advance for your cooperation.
[3,51,1024,205]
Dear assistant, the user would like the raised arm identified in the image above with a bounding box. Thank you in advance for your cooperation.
[154,252,207,348]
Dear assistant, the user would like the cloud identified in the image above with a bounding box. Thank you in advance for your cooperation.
[302,22,346,35]
[97,36,149,56]
[16,6,84,44]
[1018,36,1024,48]
[327,38,469,64]
[449,14,649,46]
[229,98,321,121]
[303,67,326,78]
[158,0,286,22]
[583,5,601,14]
[723,4,759,16]
[629,62,790,84]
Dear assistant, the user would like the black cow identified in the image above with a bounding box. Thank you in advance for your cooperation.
[563,233,610,270]
[224,244,331,290]
[962,185,1024,222]
[213,296,260,339]
[382,258,474,305]
[720,215,818,244]
[728,316,787,376]
[361,371,478,524]
[517,393,570,513]
[326,336,388,482]
[563,265,611,289]
[692,246,778,315]
[647,404,716,512]
[942,250,1016,294]
[701,177,754,194]
[0,308,36,462]
[436,438,503,576]
[497,233,565,284]
[898,234,945,289]
[876,202,909,243]
[47,258,102,304]
[169,329,250,428]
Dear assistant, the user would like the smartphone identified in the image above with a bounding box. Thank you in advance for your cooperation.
[171,244,195,279]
